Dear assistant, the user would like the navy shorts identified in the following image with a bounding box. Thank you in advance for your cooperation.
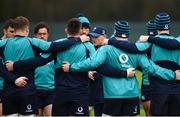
[36,89,55,109]
[141,85,151,102]
[3,94,37,115]
[94,102,104,116]
[103,97,140,116]
[52,100,89,116]
[0,89,3,103]
[150,94,180,116]
[52,94,89,116]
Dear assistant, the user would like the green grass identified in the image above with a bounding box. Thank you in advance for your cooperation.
[139,106,146,116]
[136,70,146,116]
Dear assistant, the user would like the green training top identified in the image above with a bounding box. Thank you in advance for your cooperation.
[71,45,175,98]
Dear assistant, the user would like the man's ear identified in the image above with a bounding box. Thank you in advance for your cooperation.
[25,26,28,32]
[104,34,107,38]
[65,28,67,34]
[3,29,6,35]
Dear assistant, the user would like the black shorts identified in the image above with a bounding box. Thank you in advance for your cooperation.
[0,89,3,103]
[36,89,55,109]
[52,94,89,116]
[94,102,104,116]
[3,94,37,115]
[150,94,180,116]
[103,97,140,116]
[141,85,151,102]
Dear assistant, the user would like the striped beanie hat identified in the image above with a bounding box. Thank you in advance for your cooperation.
[155,12,170,30]
[114,20,130,38]
[146,20,157,36]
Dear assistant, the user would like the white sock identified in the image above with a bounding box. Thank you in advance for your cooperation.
[19,114,35,117]
[6,113,18,117]
[102,113,113,117]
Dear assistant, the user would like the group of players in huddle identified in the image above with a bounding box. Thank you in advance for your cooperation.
[0,12,180,116]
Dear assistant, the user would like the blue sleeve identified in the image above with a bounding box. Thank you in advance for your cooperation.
[148,36,180,49]
[13,54,55,71]
[0,61,17,82]
[71,46,107,72]
[139,54,175,80]
[108,39,145,54]
[93,73,103,80]
[29,37,81,53]
[96,64,127,78]
[86,42,96,57]
[83,42,96,58]
[43,38,81,53]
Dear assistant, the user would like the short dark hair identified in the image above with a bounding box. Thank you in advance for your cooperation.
[14,16,29,31]
[3,19,15,30]
[67,18,81,35]
[34,22,50,34]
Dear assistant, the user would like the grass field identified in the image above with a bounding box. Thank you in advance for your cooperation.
[90,70,146,116]
[136,70,146,116]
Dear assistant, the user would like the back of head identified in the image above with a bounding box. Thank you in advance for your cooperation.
[114,20,130,38]
[3,19,15,30]
[34,22,50,35]
[77,13,90,29]
[146,20,157,36]
[14,16,29,31]
[67,18,81,35]
[155,12,170,31]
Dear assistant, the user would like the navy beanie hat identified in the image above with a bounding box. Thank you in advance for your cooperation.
[146,20,157,36]
[155,12,170,30]
[114,20,130,38]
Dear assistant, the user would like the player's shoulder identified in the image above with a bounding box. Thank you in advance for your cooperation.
[0,39,7,46]
[104,44,117,49]
[175,36,180,42]
[98,45,113,51]
[54,38,67,42]
[83,41,94,46]
[28,37,48,44]
[156,34,175,39]
[26,37,40,42]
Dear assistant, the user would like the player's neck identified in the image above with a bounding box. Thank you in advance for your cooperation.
[158,30,170,35]
[15,30,28,37]
[67,34,80,38]
[115,37,128,41]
